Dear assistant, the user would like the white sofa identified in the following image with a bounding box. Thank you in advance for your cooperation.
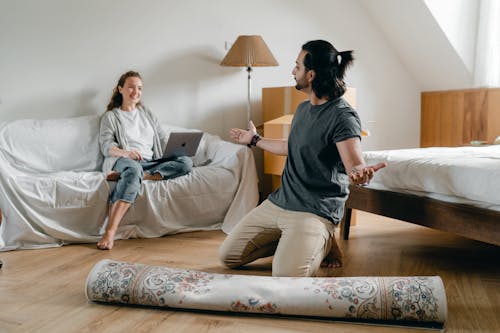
[0,115,259,251]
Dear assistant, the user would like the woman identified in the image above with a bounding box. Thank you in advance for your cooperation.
[97,71,192,250]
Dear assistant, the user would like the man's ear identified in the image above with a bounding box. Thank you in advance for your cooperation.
[307,70,315,83]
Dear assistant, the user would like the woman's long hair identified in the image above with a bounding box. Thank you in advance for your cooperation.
[302,40,354,100]
[106,71,143,111]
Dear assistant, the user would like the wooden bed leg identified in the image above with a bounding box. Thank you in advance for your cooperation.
[341,208,352,240]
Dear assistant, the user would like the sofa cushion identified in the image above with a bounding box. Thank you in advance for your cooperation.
[0,115,103,173]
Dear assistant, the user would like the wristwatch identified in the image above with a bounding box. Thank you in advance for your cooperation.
[247,134,261,147]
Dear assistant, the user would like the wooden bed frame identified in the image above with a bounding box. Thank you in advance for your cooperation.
[340,185,500,246]
[340,88,500,247]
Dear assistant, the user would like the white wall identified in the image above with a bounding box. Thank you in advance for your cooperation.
[424,0,478,74]
[359,0,474,91]
[0,0,420,152]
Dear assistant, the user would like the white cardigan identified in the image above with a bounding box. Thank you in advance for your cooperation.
[99,106,166,173]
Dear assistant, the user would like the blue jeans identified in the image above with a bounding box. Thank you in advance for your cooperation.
[109,156,193,204]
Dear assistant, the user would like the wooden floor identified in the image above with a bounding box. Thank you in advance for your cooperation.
[0,211,499,333]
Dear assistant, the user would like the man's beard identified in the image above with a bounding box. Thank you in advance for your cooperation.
[294,75,309,91]
[295,80,306,91]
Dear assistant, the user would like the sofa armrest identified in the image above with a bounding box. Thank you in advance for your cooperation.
[203,136,249,169]
[191,133,259,231]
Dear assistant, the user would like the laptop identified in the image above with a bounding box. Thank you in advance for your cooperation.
[162,132,203,159]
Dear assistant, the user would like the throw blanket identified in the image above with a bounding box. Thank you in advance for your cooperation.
[86,259,447,328]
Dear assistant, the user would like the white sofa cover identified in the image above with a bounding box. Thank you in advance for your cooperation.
[0,115,259,251]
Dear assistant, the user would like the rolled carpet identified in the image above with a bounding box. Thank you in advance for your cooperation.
[85,259,447,328]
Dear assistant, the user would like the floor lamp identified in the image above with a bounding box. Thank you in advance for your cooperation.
[220,35,279,126]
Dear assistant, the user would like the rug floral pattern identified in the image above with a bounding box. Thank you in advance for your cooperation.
[86,259,446,326]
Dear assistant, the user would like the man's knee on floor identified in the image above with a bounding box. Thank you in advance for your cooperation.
[272,264,314,277]
[218,242,244,269]
[218,252,243,269]
[272,251,324,277]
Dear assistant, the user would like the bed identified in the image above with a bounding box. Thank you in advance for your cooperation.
[341,87,500,246]
[341,145,500,246]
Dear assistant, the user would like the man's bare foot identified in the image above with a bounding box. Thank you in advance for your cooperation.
[321,236,343,268]
[106,171,120,181]
[144,172,163,181]
[97,231,115,250]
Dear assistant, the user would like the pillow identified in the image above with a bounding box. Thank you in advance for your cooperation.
[0,115,103,173]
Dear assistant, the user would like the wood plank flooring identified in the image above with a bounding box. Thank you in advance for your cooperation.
[0,211,498,332]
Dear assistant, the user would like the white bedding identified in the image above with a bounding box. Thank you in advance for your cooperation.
[363,145,500,209]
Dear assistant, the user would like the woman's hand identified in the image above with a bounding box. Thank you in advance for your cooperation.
[349,162,387,186]
[124,149,143,161]
[229,120,257,146]
[109,146,143,161]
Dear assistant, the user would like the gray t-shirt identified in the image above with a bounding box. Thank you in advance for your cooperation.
[268,97,361,224]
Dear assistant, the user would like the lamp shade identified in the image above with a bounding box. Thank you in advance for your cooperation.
[221,35,278,67]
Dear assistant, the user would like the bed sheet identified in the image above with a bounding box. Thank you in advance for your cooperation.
[363,145,500,208]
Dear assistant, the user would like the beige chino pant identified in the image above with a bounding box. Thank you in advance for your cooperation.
[219,199,335,277]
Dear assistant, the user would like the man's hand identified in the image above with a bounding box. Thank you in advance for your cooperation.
[349,162,387,186]
[229,120,257,146]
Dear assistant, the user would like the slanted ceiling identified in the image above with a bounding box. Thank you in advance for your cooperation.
[359,0,475,91]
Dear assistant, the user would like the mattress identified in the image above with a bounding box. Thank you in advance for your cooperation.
[363,145,500,210]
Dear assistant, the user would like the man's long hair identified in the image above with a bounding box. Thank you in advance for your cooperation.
[302,40,354,100]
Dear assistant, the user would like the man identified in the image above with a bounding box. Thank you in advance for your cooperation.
[219,40,386,277]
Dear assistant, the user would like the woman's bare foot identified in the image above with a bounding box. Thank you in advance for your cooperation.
[144,172,163,181]
[321,236,343,268]
[97,231,115,250]
[106,171,120,181]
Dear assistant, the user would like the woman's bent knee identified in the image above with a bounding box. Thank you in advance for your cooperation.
[122,164,143,178]
[176,156,193,174]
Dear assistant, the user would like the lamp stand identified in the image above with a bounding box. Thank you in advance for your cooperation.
[246,66,252,127]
